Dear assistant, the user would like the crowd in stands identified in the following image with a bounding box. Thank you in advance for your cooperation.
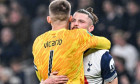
[0,0,140,84]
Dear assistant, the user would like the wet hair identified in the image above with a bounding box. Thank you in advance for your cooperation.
[76,7,98,25]
[49,0,71,21]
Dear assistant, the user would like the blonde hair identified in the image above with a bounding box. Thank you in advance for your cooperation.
[49,0,71,21]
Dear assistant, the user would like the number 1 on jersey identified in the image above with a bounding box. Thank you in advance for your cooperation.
[48,50,54,76]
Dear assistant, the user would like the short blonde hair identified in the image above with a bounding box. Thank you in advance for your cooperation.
[49,0,71,21]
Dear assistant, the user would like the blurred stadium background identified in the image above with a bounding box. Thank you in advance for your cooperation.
[0,0,140,84]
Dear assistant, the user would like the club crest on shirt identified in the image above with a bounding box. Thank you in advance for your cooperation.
[87,61,92,72]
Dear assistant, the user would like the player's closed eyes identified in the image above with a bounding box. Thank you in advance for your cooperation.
[79,20,85,23]
[71,18,76,22]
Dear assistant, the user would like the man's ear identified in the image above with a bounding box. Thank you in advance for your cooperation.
[88,25,94,33]
[47,16,51,24]
[69,15,72,22]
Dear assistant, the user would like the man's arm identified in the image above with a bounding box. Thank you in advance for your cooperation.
[106,77,118,84]
[78,29,111,50]
[86,30,111,50]
[93,36,111,50]
[100,52,118,84]
[40,72,68,84]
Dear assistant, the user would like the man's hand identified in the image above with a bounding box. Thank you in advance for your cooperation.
[40,72,68,84]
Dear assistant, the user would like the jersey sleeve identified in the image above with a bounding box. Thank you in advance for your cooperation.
[34,62,42,81]
[92,35,111,50]
[78,29,111,50]
[101,51,117,83]
[32,36,40,57]
[32,36,42,81]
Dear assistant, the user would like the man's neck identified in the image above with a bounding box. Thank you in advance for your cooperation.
[51,21,69,31]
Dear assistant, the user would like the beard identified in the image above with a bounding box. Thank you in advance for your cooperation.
[72,26,78,30]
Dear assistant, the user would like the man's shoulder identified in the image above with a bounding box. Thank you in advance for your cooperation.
[84,50,109,66]
[33,32,48,45]
[93,50,109,56]
[70,29,87,33]
[93,50,109,62]
[36,31,49,39]
[84,49,108,57]
[86,50,112,66]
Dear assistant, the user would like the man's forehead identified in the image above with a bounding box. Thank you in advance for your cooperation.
[73,12,89,19]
